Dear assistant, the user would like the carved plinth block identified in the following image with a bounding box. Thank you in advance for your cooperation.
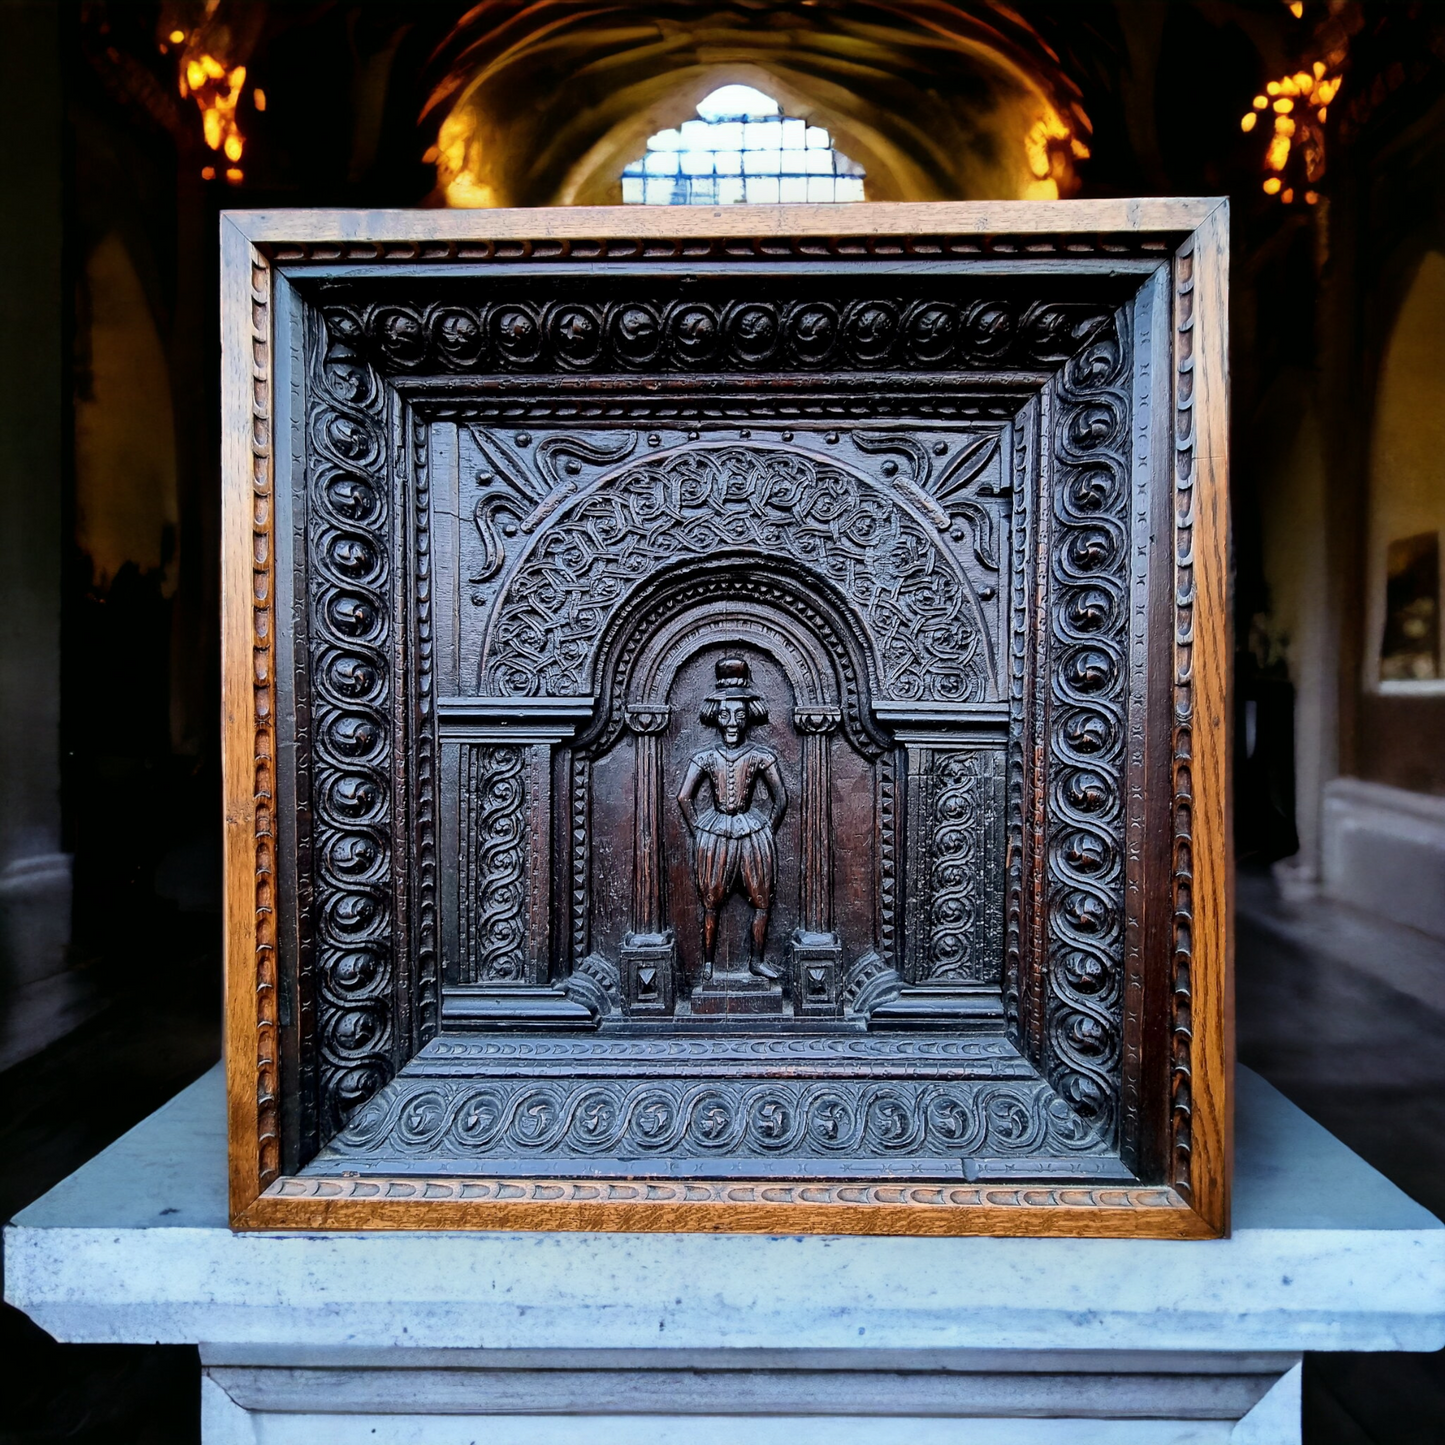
[788,930,844,1017]
[620,931,676,1017]
[688,970,785,1016]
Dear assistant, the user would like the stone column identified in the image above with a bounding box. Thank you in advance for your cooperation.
[790,706,842,1015]
[621,705,675,1014]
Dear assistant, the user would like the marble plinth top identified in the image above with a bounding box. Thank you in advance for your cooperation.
[5,1066,1443,1355]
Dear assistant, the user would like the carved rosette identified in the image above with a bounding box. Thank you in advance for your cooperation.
[322,1075,1103,1164]
[324,294,1117,378]
[305,310,397,1129]
[1043,313,1133,1146]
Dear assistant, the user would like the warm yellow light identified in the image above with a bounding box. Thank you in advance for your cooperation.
[201,54,225,81]
[444,173,500,208]
[1275,116,1296,136]
[1263,177,1282,194]
[1266,81,1281,96]
[1273,97,1294,113]
[224,134,243,161]
[201,165,215,181]
[1253,95,1268,109]
[168,29,185,44]
[253,88,266,112]
[1241,113,1257,133]
[1295,72,1314,92]
[186,59,205,90]
[1288,1,1303,17]
[1313,61,1326,78]
[1023,177,1060,201]
[226,167,243,183]
[1317,107,1328,123]
[1305,190,1319,205]
[1282,188,1295,203]
[1265,134,1291,170]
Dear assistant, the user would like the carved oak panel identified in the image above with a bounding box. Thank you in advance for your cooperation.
[224,204,1230,1235]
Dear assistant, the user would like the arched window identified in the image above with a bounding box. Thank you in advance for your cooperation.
[622,84,865,206]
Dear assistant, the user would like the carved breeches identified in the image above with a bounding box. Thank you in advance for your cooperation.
[693,818,776,911]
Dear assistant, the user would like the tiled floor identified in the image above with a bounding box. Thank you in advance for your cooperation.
[0,873,1441,1442]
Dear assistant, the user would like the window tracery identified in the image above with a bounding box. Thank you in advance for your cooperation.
[622,84,865,205]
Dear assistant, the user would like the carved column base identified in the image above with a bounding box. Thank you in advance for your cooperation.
[620,930,676,1017]
[788,930,844,1017]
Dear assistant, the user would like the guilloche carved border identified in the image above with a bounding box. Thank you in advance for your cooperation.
[224,204,1230,1237]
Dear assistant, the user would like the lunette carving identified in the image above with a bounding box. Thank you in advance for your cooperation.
[481,443,992,703]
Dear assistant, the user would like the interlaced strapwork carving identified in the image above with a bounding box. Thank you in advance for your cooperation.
[462,745,529,984]
[1043,312,1133,1147]
[925,752,994,983]
[482,444,989,703]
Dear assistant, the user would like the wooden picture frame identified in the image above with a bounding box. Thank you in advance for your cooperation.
[222,201,1231,1237]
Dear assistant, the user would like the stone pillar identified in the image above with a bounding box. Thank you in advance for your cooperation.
[789,706,842,1015]
[0,0,77,1069]
[621,705,675,1015]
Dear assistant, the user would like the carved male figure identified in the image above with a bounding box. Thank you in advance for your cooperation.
[676,658,788,981]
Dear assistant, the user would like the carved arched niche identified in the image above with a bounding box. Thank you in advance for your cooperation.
[576,560,889,1020]
[460,435,1009,1030]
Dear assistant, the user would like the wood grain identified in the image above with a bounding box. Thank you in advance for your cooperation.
[1179,202,1234,1236]
[221,200,1232,1238]
[224,198,1221,245]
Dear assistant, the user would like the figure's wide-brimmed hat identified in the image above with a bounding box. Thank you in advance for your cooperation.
[707,657,762,702]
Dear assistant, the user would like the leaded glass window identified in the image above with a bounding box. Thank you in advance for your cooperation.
[622,84,866,205]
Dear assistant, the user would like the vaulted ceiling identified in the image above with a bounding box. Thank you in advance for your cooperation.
[422,1,1092,205]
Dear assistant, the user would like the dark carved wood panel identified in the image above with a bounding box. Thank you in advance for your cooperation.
[241,214,1220,1219]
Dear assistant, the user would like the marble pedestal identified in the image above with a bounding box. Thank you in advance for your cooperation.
[6,1067,1444,1443]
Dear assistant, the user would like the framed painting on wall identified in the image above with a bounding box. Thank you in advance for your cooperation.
[221,200,1231,1236]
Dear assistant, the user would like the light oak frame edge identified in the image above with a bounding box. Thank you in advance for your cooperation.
[221,201,1233,1238]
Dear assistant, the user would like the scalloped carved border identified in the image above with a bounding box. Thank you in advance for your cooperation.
[1170,243,1199,1199]
[226,206,1229,1237]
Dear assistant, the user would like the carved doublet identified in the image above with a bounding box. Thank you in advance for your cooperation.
[691,745,778,836]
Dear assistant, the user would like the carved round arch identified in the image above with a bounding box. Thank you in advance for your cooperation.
[575,557,890,759]
[478,440,994,708]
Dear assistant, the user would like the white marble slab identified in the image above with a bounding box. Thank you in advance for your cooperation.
[5,1065,1443,1357]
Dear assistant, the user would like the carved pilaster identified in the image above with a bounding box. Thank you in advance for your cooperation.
[794,706,840,934]
[622,705,676,1015]
[790,706,843,1014]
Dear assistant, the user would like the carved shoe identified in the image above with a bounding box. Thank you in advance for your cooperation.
[750,957,781,982]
